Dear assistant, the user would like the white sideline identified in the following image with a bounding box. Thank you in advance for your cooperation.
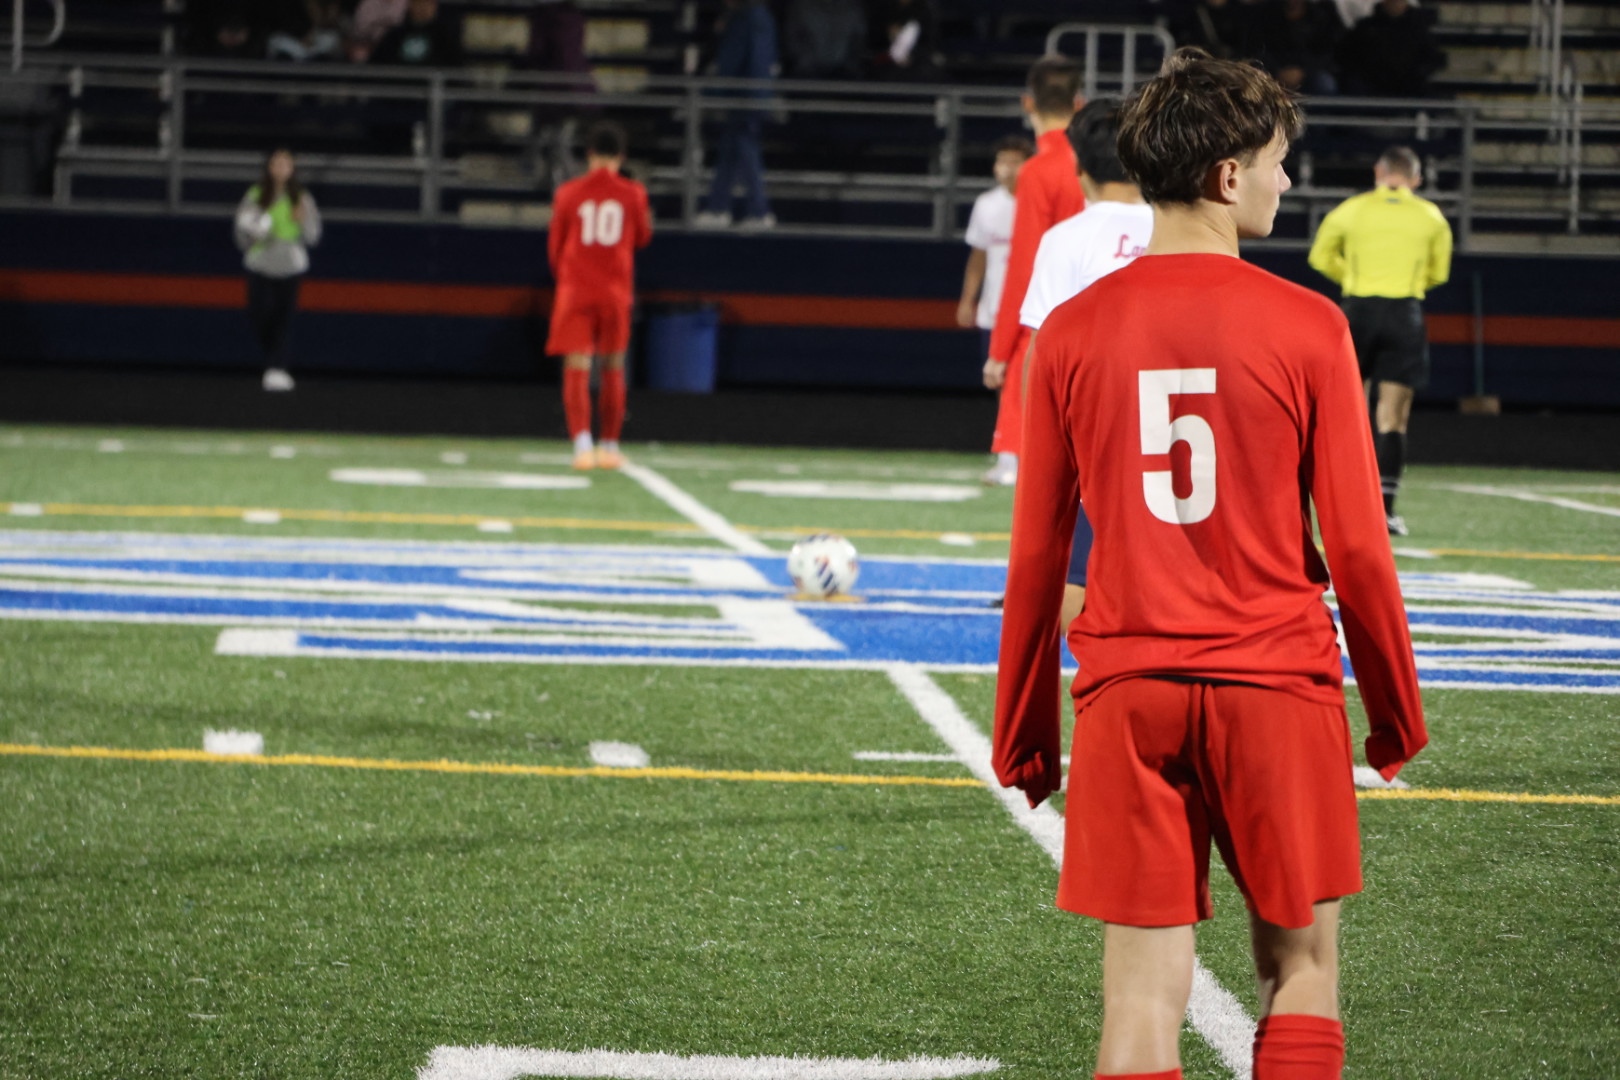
[884,665,1255,1079]
[416,1048,1001,1080]
[1443,484,1620,519]
[620,463,773,556]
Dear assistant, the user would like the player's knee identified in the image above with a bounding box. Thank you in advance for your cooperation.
[563,353,592,371]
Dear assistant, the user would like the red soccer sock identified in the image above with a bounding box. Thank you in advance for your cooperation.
[599,367,626,443]
[1253,1014,1345,1080]
[1094,1071,1181,1080]
[563,367,592,440]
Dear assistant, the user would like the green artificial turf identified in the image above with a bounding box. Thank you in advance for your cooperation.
[1,423,1617,1080]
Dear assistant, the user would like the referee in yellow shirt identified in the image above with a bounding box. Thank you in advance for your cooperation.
[1308,145,1453,536]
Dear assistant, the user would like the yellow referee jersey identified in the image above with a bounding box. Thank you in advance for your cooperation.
[1308,186,1453,300]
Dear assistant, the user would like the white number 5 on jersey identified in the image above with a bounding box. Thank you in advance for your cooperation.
[1139,368,1217,524]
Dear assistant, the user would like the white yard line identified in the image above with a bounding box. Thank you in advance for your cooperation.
[1443,484,1620,520]
[589,741,651,769]
[417,1047,1001,1080]
[620,463,773,555]
[884,665,1255,1078]
[202,729,264,755]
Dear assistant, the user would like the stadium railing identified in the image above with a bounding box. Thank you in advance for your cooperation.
[4,47,1618,248]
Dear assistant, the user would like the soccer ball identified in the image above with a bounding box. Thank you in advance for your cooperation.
[787,533,860,598]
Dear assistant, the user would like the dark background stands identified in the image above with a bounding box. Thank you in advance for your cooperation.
[1337,0,1446,97]
[784,0,867,79]
[371,0,462,67]
[1248,0,1344,94]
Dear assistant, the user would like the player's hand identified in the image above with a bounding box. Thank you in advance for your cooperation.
[956,300,976,328]
[983,359,1007,390]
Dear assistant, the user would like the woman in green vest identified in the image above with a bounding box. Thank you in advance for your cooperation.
[234,148,322,392]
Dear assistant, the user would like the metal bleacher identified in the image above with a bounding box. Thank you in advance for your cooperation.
[2,0,1616,251]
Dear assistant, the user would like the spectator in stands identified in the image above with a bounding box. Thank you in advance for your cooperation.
[371,0,462,67]
[693,0,778,230]
[1166,0,1255,61]
[267,0,346,63]
[186,0,264,59]
[1248,0,1343,94]
[1337,0,1445,97]
[234,149,322,393]
[870,0,941,81]
[346,0,408,63]
[784,0,867,79]
[530,0,590,79]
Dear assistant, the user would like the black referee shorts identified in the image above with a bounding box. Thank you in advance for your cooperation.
[1343,296,1429,390]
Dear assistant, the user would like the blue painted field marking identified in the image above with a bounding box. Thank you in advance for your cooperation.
[0,531,1617,691]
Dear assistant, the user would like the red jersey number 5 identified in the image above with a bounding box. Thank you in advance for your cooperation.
[1139,368,1217,525]
[578,199,625,246]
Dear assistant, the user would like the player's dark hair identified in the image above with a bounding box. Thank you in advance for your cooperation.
[993,134,1035,159]
[1067,97,1129,186]
[1026,55,1082,117]
[586,120,628,160]
[1117,47,1303,206]
[1378,145,1421,178]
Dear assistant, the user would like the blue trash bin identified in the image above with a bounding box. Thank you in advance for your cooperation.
[645,306,720,393]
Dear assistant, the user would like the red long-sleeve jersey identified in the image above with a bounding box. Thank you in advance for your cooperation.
[548,167,653,304]
[993,253,1426,807]
[988,128,1085,366]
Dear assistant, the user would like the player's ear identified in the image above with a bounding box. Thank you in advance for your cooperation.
[1020,92,1035,116]
[1205,158,1241,205]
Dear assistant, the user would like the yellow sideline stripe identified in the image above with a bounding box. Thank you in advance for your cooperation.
[0,742,982,789]
[1356,786,1620,807]
[2,502,1015,542]
[2,742,1616,805]
[14,500,1620,553]
[12,502,706,536]
[1422,546,1620,564]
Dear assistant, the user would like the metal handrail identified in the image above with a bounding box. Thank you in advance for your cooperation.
[11,52,1620,244]
[7,0,66,72]
[1531,0,1564,98]
[1043,22,1178,100]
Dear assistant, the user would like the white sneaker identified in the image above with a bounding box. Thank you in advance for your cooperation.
[262,368,295,392]
[691,210,732,229]
[737,213,777,231]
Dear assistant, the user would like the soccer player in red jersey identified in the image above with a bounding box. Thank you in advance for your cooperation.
[992,49,1427,1080]
[547,121,653,470]
[982,55,1086,477]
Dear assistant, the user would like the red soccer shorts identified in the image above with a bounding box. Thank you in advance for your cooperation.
[1059,677,1363,930]
[547,294,631,357]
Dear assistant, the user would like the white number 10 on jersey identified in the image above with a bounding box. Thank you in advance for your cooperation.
[578,199,625,246]
[1139,368,1217,525]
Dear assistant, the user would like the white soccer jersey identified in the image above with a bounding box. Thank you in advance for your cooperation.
[1019,200,1155,330]
[964,184,1016,331]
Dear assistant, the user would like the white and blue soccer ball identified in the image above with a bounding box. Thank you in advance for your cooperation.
[787,533,860,598]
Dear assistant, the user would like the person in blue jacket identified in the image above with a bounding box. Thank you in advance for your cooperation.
[694,0,778,229]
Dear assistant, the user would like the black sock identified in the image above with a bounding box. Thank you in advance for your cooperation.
[1377,431,1406,515]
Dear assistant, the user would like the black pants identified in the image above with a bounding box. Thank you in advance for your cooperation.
[247,272,301,368]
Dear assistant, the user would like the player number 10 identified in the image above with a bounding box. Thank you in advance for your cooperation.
[578,199,625,246]
[1139,368,1217,525]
